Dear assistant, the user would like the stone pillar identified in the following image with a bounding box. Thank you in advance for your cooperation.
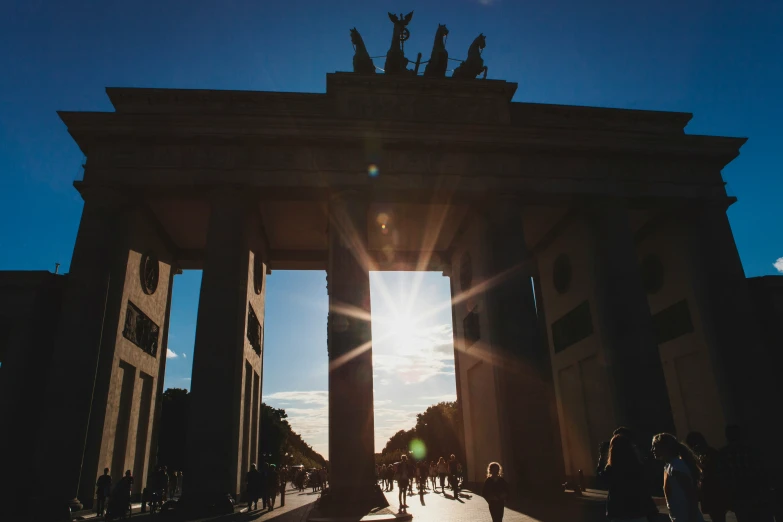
[446,273,466,463]
[481,196,564,493]
[326,191,376,501]
[685,205,775,444]
[587,198,675,441]
[33,187,133,511]
[185,188,265,504]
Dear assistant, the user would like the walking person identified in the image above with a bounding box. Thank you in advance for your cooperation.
[449,454,460,499]
[261,463,269,510]
[598,434,659,522]
[483,462,510,522]
[95,468,112,517]
[267,464,279,511]
[246,463,262,511]
[652,433,704,522]
[407,457,415,496]
[685,432,728,522]
[279,466,287,507]
[429,461,437,491]
[396,455,410,513]
[437,457,448,493]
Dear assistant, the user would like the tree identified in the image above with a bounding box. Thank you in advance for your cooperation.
[156,389,326,472]
[377,402,465,468]
[157,388,190,471]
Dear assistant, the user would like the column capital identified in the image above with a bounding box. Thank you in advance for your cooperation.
[75,183,134,210]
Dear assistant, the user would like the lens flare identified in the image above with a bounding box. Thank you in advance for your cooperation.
[409,438,427,460]
[368,164,379,177]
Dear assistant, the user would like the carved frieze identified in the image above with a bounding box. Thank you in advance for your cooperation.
[122,301,160,357]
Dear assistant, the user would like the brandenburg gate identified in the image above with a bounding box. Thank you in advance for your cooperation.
[24,29,773,513]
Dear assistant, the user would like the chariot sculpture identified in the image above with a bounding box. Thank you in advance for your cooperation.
[350,12,488,79]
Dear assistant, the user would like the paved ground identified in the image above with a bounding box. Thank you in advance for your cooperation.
[72,485,741,522]
[379,484,740,522]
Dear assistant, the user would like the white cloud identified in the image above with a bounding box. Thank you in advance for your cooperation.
[265,390,330,458]
[265,390,329,406]
[372,322,455,384]
[166,349,178,359]
[182,353,187,358]
[422,393,457,403]
[774,257,783,273]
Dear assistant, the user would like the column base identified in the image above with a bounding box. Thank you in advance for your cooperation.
[313,483,389,517]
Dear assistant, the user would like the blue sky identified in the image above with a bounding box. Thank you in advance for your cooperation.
[2,1,781,457]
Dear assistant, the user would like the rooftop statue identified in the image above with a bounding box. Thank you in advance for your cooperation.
[384,11,414,75]
[350,28,375,74]
[423,24,449,78]
[452,33,488,79]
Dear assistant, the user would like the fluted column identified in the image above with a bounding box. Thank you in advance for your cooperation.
[482,196,564,493]
[34,187,133,511]
[326,191,376,500]
[685,204,775,442]
[185,187,265,504]
[587,198,674,441]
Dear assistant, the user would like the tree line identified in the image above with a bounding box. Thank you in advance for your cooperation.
[157,388,327,472]
[375,401,465,468]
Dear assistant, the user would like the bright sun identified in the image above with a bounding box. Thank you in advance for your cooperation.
[386,311,424,353]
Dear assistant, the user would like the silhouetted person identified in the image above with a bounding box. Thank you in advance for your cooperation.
[109,470,133,519]
[449,454,460,499]
[719,424,770,522]
[407,457,415,495]
[397,455,409,513]
[261,463,269,509]
[95,468,111,516]
[685,432,728,522]
[266,464,279,510]
[437,457,448,493]
[652,433,703,522]
[278,466,287,507]
[598,434,658,521]
[429,461,437,490]
[246,463,262,510]
[483,462,509,522]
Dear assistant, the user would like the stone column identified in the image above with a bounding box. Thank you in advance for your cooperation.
[446,272,467,462]
[185,188,265,505]
[587,198,675,441]
[326,191,376,502]
[34,187,132,511]
[685,205,775,443]
[481,196,564,493]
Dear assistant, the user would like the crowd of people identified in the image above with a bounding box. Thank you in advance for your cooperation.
[596,424,780,522]
[375,453,481,515]
[89,422,780,522]
[94,465,184,519]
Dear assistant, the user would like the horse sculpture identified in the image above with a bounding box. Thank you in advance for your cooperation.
[350,28,375,74]
[423,24,449,78]
[384,11,414,75]
[452,33,488,79]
